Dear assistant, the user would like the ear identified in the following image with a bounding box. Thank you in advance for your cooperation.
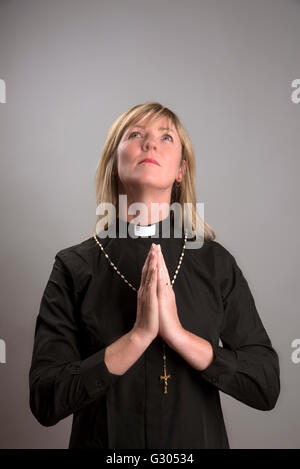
[176,159,186,182]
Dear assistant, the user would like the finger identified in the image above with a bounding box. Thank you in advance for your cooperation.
[139,246,153,291]
[145,256,157,297]
[157,248,163,294]
[149,258,158,293]
[157,245,171,285]
[141,243,156,287]
[157,247,166,295]
[145,250,157,290]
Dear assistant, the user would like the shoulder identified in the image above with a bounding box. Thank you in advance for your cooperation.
[190,238,242,284]
[190,237,235,265]
[53,236,98,282]
[204,240,248,300]
[204,239,236,263]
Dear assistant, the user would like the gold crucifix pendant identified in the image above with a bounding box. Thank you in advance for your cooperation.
[160,370,171,394]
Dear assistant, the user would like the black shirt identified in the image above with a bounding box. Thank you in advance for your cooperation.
[29,213,280,448]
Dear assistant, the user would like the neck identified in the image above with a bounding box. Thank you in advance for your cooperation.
[117,190,171,226]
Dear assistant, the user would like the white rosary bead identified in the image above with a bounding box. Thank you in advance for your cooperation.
[93,231,188,394]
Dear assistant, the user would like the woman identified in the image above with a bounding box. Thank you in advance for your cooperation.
[29,102,280,449]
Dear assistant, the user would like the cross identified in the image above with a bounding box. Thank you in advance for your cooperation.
[160,370,171,394]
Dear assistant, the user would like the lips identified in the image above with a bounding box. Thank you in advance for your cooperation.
[139,158,160,166]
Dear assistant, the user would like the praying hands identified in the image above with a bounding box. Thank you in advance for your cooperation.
[133,243,215,372]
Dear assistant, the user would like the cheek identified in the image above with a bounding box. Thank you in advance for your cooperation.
[118,143,138,164]
[165,156,181,175]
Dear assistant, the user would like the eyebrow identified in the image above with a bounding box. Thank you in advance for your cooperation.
[129,125,176,134]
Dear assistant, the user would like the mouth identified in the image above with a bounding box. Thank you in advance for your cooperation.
[139,158,160,166]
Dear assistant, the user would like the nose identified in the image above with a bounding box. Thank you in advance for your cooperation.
[142,135,157,151]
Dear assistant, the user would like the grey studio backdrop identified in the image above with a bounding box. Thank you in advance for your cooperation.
[0,0,299,449]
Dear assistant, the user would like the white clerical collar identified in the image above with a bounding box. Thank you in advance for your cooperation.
[133,223,156,237]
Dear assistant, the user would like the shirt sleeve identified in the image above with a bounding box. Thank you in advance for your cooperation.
[198,243,280,411]
[29,250,121,427]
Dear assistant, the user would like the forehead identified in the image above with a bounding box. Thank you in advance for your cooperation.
[128,115,177,133]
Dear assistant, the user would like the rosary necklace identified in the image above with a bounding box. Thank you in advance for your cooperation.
[93,230,188,394]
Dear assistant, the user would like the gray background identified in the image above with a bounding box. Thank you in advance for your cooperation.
[0,0,299,449]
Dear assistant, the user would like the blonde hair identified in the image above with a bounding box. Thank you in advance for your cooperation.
[83,101,216,242]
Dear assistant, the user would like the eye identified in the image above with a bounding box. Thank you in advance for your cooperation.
[162,134,173,141]
[128,131,140,138]
[128,131,173,141]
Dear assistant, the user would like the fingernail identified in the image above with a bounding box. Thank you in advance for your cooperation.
[157,244,161,251]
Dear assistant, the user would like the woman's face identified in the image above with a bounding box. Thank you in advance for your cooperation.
[116,116,185,194]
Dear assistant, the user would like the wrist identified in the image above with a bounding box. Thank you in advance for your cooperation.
[162,325,186,347]
[130,327,155,346]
